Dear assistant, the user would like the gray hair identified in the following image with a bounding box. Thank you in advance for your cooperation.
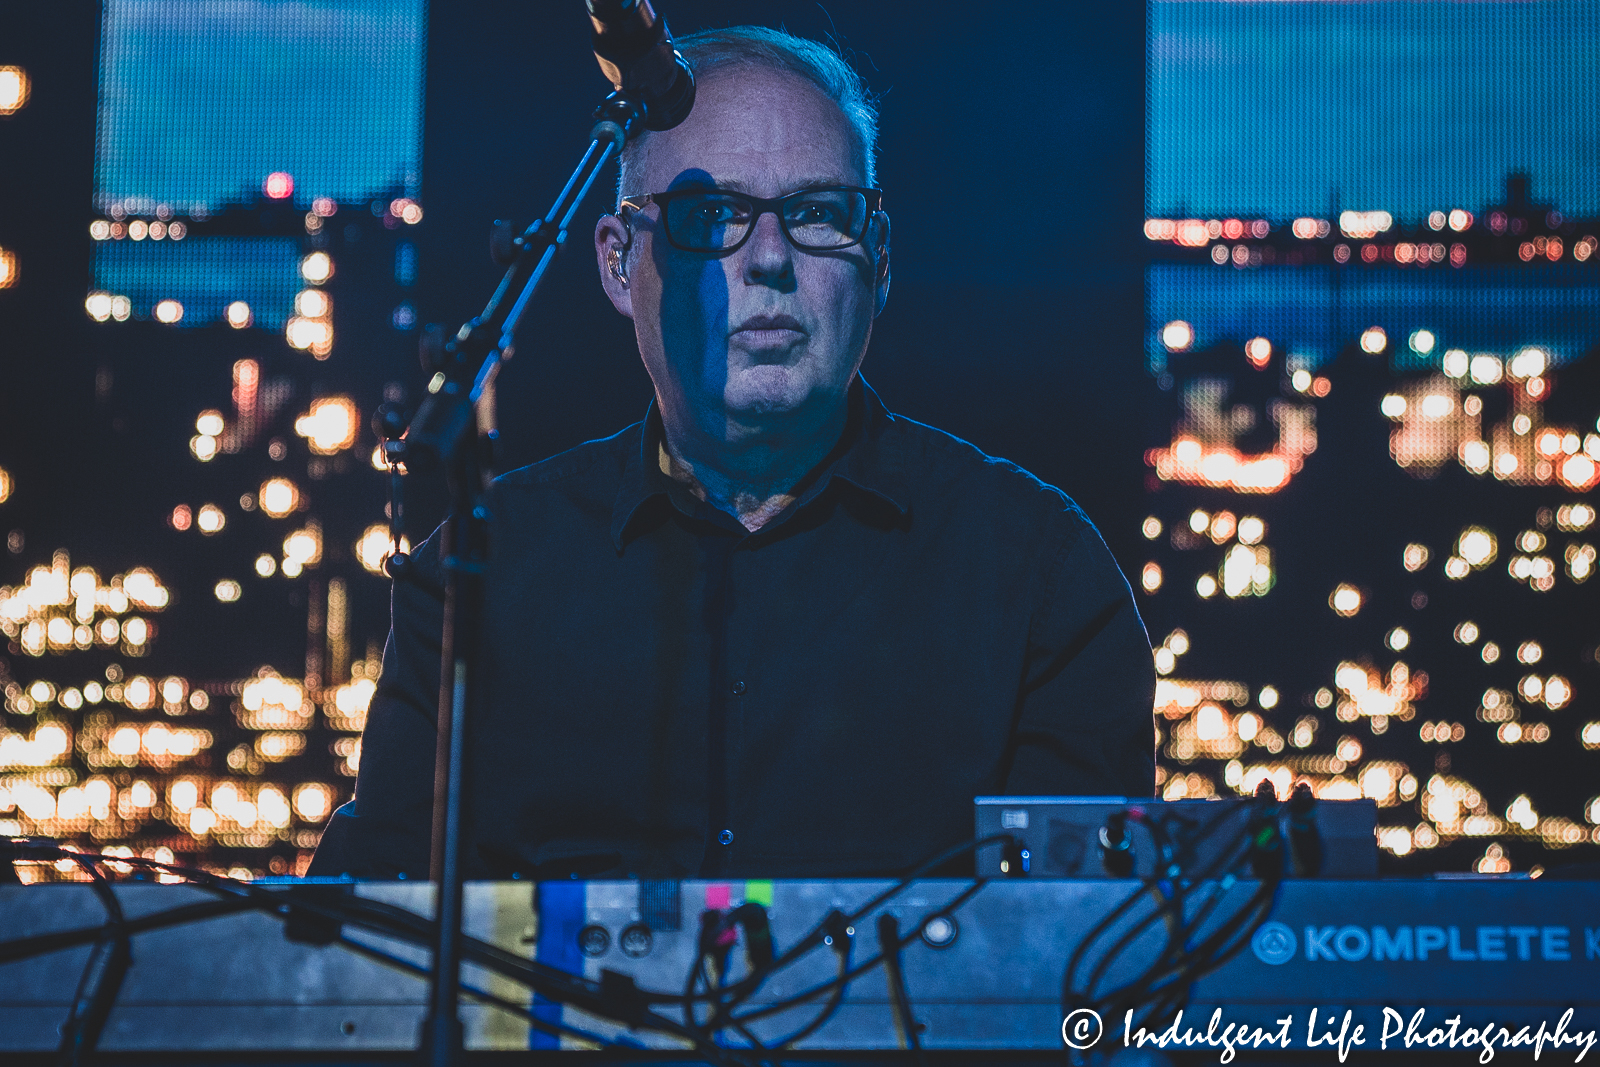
[615,25,879,204]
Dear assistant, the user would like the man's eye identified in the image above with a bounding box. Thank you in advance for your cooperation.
[787,202,840,225]
[691,201,744,223]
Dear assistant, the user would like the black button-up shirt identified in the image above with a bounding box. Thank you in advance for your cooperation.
[310,380,1154,880]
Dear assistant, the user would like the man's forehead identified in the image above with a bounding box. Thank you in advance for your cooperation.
[665,175,852,195]
[636,68,864,192]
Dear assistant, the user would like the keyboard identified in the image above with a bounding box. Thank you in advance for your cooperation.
[1,878,1595,1053]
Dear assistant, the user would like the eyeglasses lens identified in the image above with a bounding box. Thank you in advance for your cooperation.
[665,191,869,251]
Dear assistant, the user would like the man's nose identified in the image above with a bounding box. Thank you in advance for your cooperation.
[742,210,794,285]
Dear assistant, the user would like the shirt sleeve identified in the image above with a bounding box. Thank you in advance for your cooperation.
[1005,512,1156,798]
[307,528,445,878]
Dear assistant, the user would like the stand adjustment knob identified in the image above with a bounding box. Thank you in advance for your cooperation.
[490,219,516,266]
[418,324,447,372]
[372,402,408,443]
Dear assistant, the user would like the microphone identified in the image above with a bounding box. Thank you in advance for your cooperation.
[587,0,696,131]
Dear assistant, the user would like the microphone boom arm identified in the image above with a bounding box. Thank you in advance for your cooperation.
[400,89,656,1067]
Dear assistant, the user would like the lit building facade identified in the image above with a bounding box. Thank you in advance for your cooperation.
[0,0,425,878]
[1143,0,1600,873]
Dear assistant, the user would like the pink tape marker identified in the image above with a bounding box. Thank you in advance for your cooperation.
[705,883,731,910]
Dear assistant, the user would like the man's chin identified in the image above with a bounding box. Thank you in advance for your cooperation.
[722,365,813,419]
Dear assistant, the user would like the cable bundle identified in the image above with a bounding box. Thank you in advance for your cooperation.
[0,834,1010,1066]
[2,802,1305,1067]
[1060,787,1292,1056]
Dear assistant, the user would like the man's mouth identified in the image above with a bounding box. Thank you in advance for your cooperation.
[731,314,807,346]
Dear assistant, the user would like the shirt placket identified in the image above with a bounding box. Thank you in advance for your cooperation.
[698,530,737,876]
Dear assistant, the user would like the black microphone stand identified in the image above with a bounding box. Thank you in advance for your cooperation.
[392,89,652,1067]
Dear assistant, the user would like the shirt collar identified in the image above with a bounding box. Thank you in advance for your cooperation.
[610,376,910,551]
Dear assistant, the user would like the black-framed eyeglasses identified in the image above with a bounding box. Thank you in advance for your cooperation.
[618,185,882,253]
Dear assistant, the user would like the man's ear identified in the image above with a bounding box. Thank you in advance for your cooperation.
[871,211,891,317]
[595,213,634,319]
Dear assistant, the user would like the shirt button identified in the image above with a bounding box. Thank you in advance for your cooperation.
[730,679,746,696]
[718,829,734,846]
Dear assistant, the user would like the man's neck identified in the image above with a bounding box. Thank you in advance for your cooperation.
[658,399,849,532]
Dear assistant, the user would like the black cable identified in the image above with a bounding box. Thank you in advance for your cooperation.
[664,838,1008,1054]
[0,896,258,966]
[702,833,1015,1026]
[322,886,771,1067]
[1068,809,1241,1011]
[1068,811,1253,1007]
[727,878,987,1029]
[1093,855,1254,1009]
[332,934,640,1052]
[876,913,927,1067]
[683,904,744,1032]
[336,889,719,1014]
[693,940,779,1064]
[1125,802,1288,1010]
[42,850,133,1067]
[305,891,724,1048]
[1062,801,1290,1041]
[0,824,1291,1067]
[1119,883,1281,1034]
[747,936,851,1049]
[1139,879,1281,1003]
[1062,805,1246,1003]
[1063,814,1247,1020]
[0,834,1003,1064]
[337,931,773,1067]
[6,825,1212,1064]
[0,843,732,1058]
[1081,848,1244,1006]
[683,948,710,1030]
[58,940,111,1052]
[680,905,843,1052]
[1106,879,1278,1029]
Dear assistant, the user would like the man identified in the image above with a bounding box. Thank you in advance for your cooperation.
[311,26,1153,881]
